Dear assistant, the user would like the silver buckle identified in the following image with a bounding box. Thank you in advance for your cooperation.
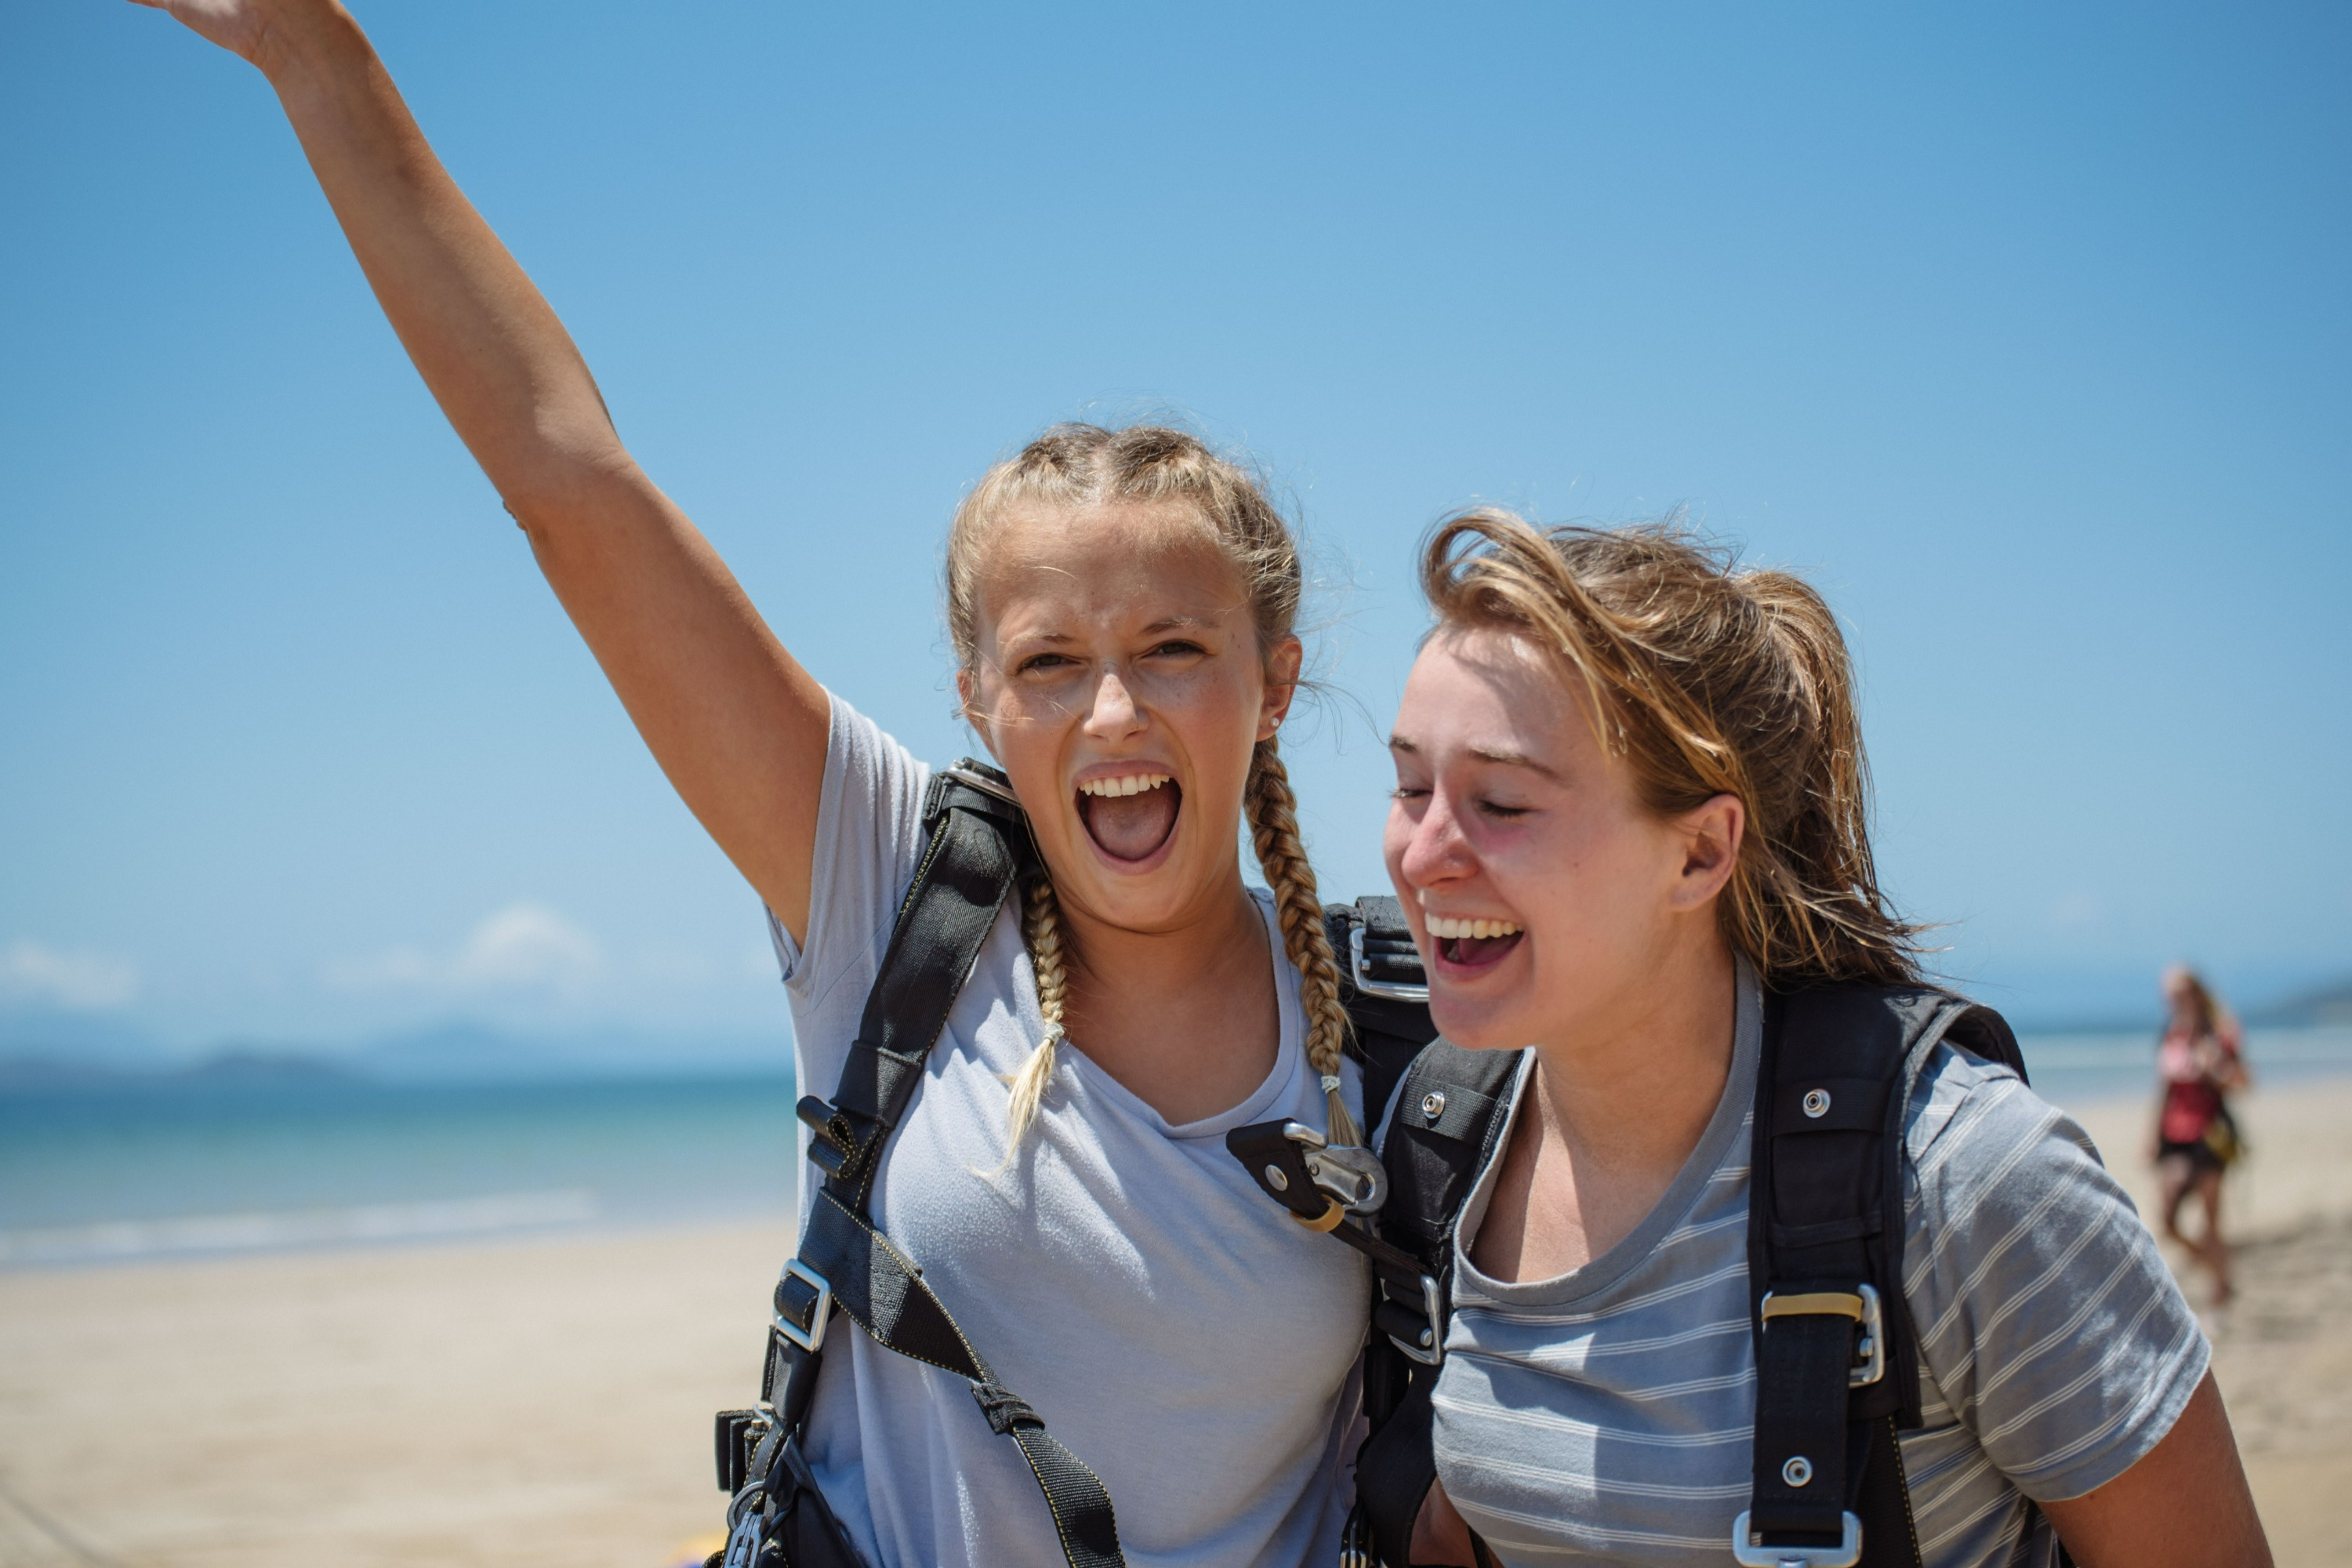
[1759,1283,1885,1388]
[1730,1511,1861,1568]
[1281,1121,1389,1214]
[772,1259,833,1354]
[1349,924,1429,1004]
[1850,1283,1885,1387]
[1388,1273,1445,1367]
[939,765,1021,808]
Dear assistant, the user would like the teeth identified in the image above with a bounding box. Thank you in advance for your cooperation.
[1425,915,1523,940]
[1077,773,1173,798]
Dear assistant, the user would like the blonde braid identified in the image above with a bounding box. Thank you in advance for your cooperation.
[1244,738,1363,1147]
[1004,871,1069,1149]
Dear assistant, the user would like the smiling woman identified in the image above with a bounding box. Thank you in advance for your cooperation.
[1376,513,2270,1568]
[119,2,1373,1566]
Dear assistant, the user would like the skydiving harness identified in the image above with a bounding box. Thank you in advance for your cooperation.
[706,766,1439,1568]
[710,762,1123,1568]
[1229,907,2042,1568]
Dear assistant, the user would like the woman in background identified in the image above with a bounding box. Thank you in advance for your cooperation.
[2155,964,2250,1305]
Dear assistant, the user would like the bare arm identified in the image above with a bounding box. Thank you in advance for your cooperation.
[134,0,829,938]
[2042,1372,2270,1567]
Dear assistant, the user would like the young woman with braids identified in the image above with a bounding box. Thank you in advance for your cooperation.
[126,2,1371,1563]
[1385,514,2269,1566]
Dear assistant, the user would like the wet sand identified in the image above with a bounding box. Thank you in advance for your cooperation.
[2,1082,2347,1568]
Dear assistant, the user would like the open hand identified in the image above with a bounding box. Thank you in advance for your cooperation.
[126,0,344,71]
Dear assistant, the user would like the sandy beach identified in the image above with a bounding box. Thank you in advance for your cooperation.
[4,1083,2347,1568]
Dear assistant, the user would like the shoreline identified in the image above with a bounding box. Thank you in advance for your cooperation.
[2,1083,2347,1566]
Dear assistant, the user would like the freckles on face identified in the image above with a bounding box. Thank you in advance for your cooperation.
[1384,629,1675,1046]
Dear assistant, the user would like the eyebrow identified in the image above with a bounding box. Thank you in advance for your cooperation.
[1388,734,1564,782]
[1007,614,1218,647]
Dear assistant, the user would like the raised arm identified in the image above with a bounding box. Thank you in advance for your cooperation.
[134,0,829,938]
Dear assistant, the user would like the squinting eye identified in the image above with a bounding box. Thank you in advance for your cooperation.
[1147,640,1205,659]
[1392,786,1430,802]
[1018,653,1076,674]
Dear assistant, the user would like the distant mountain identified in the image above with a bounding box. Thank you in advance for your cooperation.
[0,1014,790,1091]
[0,1047,361,1093]
[355,1020,787,1083]
[2249,977,2352,1027]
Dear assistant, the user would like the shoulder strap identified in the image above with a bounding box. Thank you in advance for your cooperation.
[725,762,1127,1568]
[1741,984,2019,1568]
[1328,895,1439,1132]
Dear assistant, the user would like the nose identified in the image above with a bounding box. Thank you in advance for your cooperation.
[1396,785,1476,895]
[1081,665,1145,741]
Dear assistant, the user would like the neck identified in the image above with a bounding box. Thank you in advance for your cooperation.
[1527,929,1740,1178]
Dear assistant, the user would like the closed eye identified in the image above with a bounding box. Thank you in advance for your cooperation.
[1476,799,1531,820]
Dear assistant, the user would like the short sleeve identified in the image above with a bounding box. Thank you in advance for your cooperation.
[765,694,932,1098]
[1900,1046,2211,1503]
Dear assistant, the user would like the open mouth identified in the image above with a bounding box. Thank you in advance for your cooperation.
[1076,771,1181,863]
[1424,913,1524,971]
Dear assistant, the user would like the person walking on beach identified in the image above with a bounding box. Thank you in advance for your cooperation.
[125,3,1381,1565]
[2155,964,2249,1306]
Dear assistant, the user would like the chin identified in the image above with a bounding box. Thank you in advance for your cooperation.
[1428,995,1528,1054]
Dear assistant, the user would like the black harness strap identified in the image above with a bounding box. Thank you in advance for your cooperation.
[717,764,1126,1568]
[1742,985,2027,1568]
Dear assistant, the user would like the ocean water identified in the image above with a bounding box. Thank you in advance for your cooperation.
[5,1027,2348,1268]
[0,1073,799,1266]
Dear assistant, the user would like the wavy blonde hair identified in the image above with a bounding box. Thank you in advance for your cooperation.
[946,423,1362,1149]
[1420,510,1926,989]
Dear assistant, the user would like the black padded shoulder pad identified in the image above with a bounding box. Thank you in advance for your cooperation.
[1378,1042,1524,1266]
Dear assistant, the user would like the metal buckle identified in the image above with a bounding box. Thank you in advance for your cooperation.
[1730,1511,1861,1568]
[1349,924,1430,1003]
[772,1259,833,1354]
[1280,1120,1389,1214]
[1758,1284,1884,1388]
[1387,1273,1445,1367]
[940,764,1021,807]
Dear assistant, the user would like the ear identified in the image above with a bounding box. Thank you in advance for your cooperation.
[956,667,1000,760]
[1257,634,1305,742]
[1668,793,1745,912]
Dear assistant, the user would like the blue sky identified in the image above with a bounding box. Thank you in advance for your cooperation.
[3,1,2347,1057]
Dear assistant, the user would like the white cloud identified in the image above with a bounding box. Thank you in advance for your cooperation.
[325,903,601,996]
[0,941,141,1011]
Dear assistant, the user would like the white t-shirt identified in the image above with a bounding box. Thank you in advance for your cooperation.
[767,695,1370,1568]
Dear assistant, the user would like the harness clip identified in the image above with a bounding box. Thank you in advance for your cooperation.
[1280,1120,1389,1214]
[1730,1509,1861,1568]
[772,1259,834,1355]
[1382,1272,1446,1367]
[1759,1284,1885,1388]
[1348,922,1430,1004]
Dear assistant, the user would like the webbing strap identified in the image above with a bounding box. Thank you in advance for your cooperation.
[753,765,1126,1568]
[779,1189,1124,1566]
[816,775,1028,1205]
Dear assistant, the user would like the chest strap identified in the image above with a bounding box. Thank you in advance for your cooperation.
[717,763,1126,1568]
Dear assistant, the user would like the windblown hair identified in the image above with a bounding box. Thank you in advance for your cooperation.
[2165,965,2227,1037]
[945,423,1361,1150]
[1419,510,1925,989]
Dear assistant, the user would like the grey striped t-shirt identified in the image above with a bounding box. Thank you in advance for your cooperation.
[1432,964,2209,1566]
